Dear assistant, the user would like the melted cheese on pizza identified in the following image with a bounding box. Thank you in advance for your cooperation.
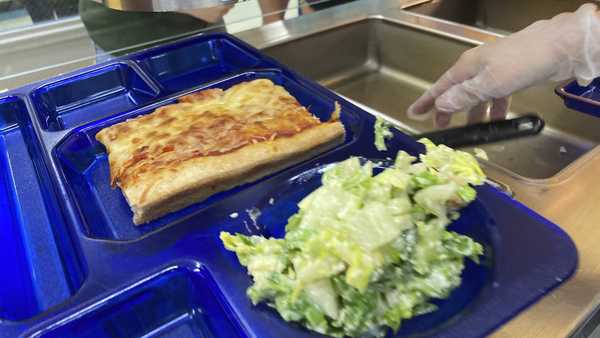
[96,79,341,189]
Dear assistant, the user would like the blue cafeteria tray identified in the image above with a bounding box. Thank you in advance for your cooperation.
[0,32,578,338]
[556,78,600,116]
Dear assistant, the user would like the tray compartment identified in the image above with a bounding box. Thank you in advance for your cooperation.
[195,160,491,338]
[189,158,577,337]
[30,62,161,131]
[31,264,242,338]
[52,69,363,241]
[0,96,86,321]
[134,34,266,94]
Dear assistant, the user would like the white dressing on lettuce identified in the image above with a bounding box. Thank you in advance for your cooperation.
[221,139,484,337]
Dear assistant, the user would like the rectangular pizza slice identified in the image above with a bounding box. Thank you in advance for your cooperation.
[96,79,345,224]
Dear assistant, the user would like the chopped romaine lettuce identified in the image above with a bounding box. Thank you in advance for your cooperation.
[374,117,394,151]
[418,138,485,186]
[474,148,488,160]
[220,140,485,337]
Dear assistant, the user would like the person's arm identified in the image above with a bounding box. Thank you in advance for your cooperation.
[408,3,600,127]
[259,0,290,24]
[184,5,234,23]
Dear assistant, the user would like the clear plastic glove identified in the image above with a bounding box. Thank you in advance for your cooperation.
[407,3,600,127]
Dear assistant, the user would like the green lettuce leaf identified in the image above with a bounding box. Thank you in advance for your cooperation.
[374,117,394,151]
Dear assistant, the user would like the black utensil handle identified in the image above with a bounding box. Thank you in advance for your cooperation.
[415,114,545,148]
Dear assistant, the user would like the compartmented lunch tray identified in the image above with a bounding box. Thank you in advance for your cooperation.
[0,33,578,338]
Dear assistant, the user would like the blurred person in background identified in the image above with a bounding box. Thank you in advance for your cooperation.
[79,0,233,61]
[22,0,78,22]
[79,0,309,62]
[260,0,354,24]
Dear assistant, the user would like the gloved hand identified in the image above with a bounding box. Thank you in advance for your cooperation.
[407,3,600,127]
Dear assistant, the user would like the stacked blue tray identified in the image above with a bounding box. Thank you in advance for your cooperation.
[556,78,600,117]
[0,33,578,338]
